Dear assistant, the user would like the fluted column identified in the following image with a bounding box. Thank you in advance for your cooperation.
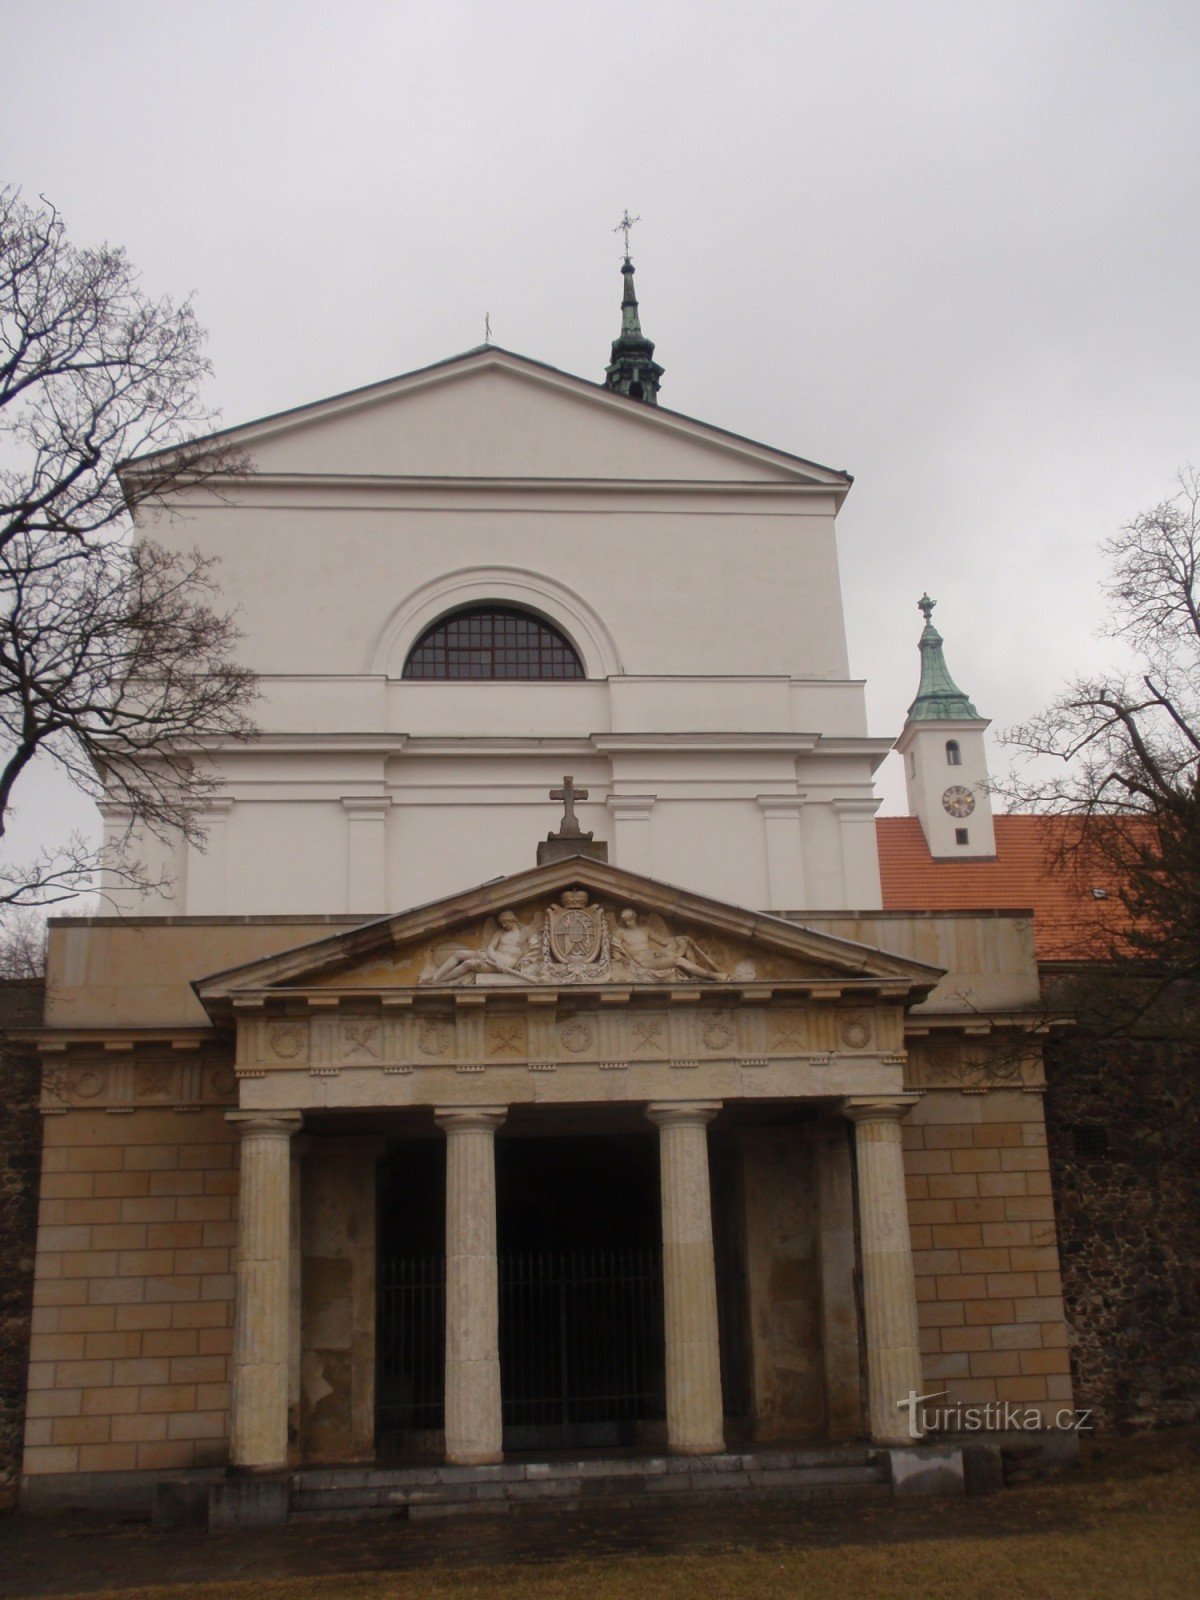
[227,1110,303,1471]
[436,1106,506,1465]
[844,1096,924,1445]
[647,1101,724,1455]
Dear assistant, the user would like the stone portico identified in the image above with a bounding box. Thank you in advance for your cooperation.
[21,858,1074,1500]
[195,856,937,1470]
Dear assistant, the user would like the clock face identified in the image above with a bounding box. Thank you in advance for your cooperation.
[942,785,976,819]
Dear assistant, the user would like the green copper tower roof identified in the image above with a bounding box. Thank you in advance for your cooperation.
[906,594,981,721]
[604,253,664,405]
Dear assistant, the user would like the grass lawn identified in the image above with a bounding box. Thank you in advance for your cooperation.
[20,1430,1200,1600]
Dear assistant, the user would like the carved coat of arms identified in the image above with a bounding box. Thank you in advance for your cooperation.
[547,891,603,965]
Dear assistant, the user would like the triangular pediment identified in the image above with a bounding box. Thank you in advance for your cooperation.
[132,349,850,491]
[194,859,940,1016]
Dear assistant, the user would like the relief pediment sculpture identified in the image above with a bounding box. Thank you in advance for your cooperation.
[418,892,750,986]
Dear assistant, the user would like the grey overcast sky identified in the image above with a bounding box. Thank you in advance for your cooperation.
[4,0,1200,869]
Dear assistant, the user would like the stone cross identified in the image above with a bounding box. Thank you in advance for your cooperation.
[549,776,588,838]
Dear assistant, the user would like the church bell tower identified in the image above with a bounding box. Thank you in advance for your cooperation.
[604,213,664,404]
[895,595,997,859]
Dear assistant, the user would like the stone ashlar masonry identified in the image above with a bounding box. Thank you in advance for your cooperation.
[0,981,44,1510]
[1043,1029,1200,1431]
[22,1089,1072,1481]
[902,1089,1073,1417]
[24,1109,236,1478]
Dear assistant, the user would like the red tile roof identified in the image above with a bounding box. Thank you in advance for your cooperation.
[876,815,1126,962]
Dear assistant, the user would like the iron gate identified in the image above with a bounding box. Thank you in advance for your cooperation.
[500,1245,665,1449]
[377,1252,445,1446]
[377,1246,666,1452]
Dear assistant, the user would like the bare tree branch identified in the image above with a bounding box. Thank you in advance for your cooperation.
[0,186,256,907]
[1001,468,1200,1033]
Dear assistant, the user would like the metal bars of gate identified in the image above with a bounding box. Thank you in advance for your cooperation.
[498,1246,665,1439]
[377,1252,446,1441]
[375,1246,668,1452]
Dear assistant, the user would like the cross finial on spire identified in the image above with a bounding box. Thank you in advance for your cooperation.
[918,593,936,624]
[614,210,640,257]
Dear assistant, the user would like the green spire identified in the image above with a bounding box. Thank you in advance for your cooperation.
[906,594,980,721]
[604,254,664,405]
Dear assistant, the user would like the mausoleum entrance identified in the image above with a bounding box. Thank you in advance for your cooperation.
[375,1123,751,1458]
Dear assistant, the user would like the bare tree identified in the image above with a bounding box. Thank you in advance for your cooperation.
[0,186,256,907]
[1005,469,1200,1027]
[0,905,46,978]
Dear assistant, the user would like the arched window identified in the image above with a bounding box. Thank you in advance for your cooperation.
[945,740,961,766]
[402,606,585,680]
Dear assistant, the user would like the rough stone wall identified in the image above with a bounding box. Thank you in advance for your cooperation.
[1043,1030,1200,1430]
[24,1109,236,1478]
[0,981,44,1510]
[903,1089,1074,1418]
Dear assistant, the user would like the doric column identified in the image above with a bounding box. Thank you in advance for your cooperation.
[287,1135,308,1462]
[226,1110,303,1471]
[436,1106,507,1465]
[647,1101,725,1455]
[844,1096,924,1445]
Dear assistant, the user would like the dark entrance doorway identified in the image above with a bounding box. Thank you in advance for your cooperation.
[375,1126,748,1459]
[496,1134,665,1451]
[377,1140,445,1457]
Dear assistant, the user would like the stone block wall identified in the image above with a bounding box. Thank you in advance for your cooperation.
[902,1089,1074,1418]
[1043,1031,1200,1430]
[0,981,45,1510]
[24,1109,236,1478]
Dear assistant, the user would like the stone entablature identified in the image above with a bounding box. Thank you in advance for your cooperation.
[32,1039,236,1116]
[233,998,904,1077]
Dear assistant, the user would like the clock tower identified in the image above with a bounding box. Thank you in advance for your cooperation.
[894,595,997,859]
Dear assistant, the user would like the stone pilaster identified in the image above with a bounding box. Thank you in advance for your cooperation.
[844,1096,924,1445]
[647,1101,725,1455]
[226,1110,303,1471]
[436,1106,506,1465]
[757,796,807,906]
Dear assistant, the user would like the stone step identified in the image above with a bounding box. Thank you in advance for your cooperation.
[289,1450,889,1521]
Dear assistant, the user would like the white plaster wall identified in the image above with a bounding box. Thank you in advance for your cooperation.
[144,495,850,680]
[116,359,889,918]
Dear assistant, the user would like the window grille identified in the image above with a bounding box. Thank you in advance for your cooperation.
[402,606,585,680]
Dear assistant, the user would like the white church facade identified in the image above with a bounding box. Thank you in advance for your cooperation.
[22,261,1074,1511]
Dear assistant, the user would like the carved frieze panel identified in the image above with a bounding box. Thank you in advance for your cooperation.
[905,1037,1046,1092]
[233,998,900,1079]
[40,1050,238,1113]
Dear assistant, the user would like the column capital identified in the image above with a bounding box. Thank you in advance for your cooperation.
[435,1106,507,1133]
[646,1100,722,1129]
[606,793,656,816]
[226,1110,304,1138]
[832,797,881,818]
[842,1095,921,1127]
[756,794,807,816]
